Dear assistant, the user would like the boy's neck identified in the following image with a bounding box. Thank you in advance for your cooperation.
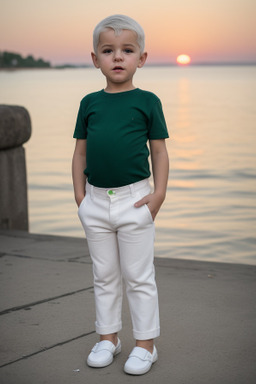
[104,82,136,94]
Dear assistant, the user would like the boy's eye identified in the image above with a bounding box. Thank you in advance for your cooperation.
[124,49,133,53]
[103,49,112,54]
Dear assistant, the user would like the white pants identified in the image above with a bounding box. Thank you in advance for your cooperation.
[78,179,160,340]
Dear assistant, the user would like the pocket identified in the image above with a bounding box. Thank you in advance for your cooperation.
[143,203,154,223]
[78,195,87,214]
[135,187,154,224]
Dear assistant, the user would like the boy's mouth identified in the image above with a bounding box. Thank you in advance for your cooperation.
[113,66,124,71]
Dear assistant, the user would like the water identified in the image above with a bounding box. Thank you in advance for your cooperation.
[1,66,256,265]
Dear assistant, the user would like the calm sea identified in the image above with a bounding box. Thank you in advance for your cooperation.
[1,66,256,265]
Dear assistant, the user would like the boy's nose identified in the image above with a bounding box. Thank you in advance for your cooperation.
[113,50,123,61]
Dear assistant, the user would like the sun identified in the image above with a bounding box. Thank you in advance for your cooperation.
[176,54,191,65]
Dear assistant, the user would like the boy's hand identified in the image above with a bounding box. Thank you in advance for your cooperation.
[76,194,85,208]
[134,192,165,221]
[72,139,87,208]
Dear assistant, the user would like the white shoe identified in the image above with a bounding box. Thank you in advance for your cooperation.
[124,345,158,375]
[87,338,121,368]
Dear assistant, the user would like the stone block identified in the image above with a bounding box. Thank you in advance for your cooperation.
[0,105,31,230]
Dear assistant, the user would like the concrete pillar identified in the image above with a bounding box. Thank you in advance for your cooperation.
[0,105,32,230]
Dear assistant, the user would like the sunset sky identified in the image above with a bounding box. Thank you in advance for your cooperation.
[1,0,256,65]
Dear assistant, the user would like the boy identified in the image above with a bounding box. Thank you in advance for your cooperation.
[72,14,169,375]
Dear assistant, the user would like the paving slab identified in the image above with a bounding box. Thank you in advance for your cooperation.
[0,290,95,366]
[0,230,90,261]
[0,255,93,310]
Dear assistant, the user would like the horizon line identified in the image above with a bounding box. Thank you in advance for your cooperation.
[54,61,256,68]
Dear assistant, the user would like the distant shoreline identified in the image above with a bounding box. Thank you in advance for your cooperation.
[1,62,256,71]
[2,51,255,70]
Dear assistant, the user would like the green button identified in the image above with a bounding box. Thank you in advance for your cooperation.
[107,190,116,195]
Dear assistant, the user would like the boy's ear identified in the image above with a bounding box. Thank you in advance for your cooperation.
[138,52,147,68]
[91,52,100,68]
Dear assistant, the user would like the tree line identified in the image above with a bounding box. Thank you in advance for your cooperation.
[0,51,51,68]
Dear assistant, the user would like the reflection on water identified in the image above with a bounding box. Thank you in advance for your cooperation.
[0,66,255,265]
[176,77,190,128]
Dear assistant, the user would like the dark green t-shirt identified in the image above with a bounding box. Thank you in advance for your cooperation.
[73,88,168,188]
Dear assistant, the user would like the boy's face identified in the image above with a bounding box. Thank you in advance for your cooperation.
[91,28,147,92]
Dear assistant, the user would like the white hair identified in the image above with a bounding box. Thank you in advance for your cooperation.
[93,14,145,54]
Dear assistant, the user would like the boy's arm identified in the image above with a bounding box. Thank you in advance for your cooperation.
[134,139,169,220]
[72,139,87,207]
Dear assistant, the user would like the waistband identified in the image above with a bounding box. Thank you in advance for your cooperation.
[86,179,151,199]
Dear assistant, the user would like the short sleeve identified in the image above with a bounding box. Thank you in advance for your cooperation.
[148,99,169,140]
[73,101,87,139]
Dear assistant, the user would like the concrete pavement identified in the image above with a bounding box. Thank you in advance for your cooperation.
[0,230,255,384]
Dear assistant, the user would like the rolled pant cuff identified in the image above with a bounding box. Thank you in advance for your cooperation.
[133,327,160,340]
[95,321,122,335]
